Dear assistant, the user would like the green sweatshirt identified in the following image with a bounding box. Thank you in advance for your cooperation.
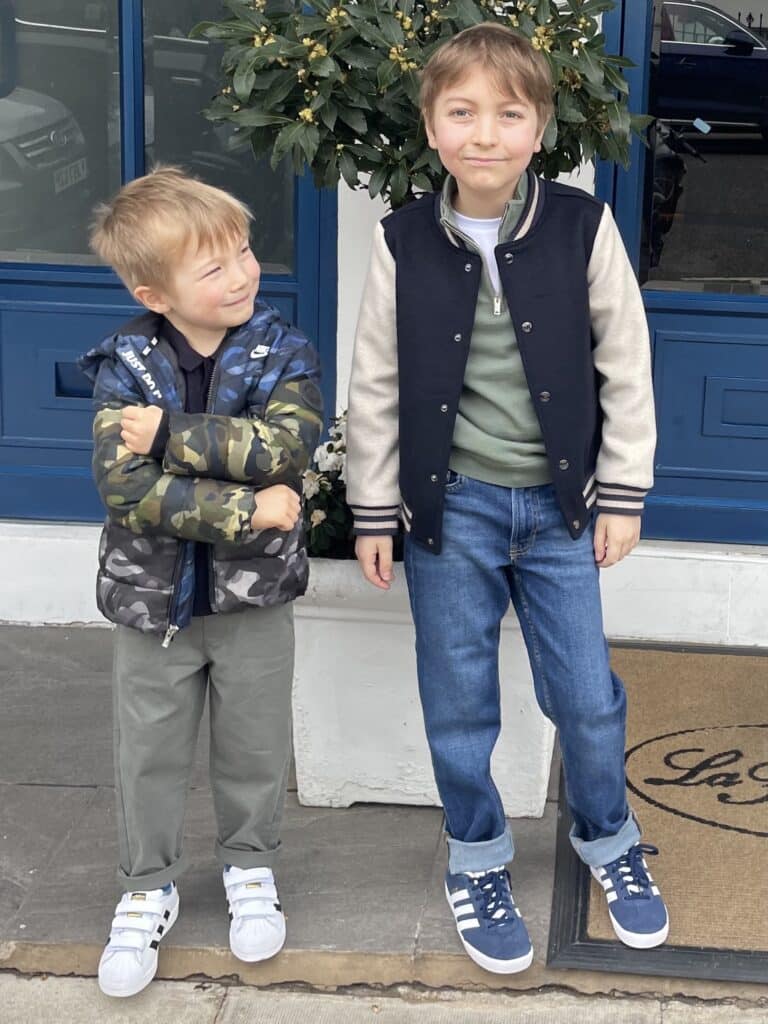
[440,176,551,488]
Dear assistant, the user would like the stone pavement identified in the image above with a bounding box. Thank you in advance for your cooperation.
[4,977,768,1024]
[1,625,766,1006]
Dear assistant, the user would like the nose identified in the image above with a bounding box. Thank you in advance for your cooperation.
[473,114,499,147]
[228,260,250,292]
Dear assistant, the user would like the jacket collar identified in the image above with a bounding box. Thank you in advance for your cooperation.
[435,167,542,248]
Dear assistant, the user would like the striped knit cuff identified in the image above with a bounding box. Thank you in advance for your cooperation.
[349,504,401,536]
[596,482,647,515]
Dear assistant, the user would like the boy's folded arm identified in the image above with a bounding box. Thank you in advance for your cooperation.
[588,204,657,518]
[93,406,256,543]
[346,222,401,536]
[161,342,323,488]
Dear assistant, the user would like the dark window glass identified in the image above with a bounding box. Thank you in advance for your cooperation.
[642,2,768,295]
[0,0,120,263]
[143,2,294,274]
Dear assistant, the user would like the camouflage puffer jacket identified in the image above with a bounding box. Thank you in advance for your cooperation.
[79,304,323,644]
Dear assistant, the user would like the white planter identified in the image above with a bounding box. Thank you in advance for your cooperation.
[292,558,556,818]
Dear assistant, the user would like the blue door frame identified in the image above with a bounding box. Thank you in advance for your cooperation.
[598,1,768,544]
[0,1,336,522]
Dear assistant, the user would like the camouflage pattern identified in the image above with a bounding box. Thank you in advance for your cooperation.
[79,304,323,637]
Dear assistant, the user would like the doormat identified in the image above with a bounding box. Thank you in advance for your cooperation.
[547,645,768,983]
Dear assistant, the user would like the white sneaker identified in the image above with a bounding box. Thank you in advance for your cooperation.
[223,865,286,962]
[97,883,179,997]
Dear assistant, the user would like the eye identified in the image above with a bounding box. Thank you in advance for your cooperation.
[449,108,471,119]
[240,244,252,256]
[502,110,522,119]
[202,266,222,278]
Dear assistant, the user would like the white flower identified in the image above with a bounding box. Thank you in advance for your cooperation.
[310,509,327,527]
[315,444,343,473]
[302,470,322,499]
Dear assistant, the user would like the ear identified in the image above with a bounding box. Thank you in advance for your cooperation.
[424,115,438,150]
[133,284,171,314]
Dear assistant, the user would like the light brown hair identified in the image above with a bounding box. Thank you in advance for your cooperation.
[90,166,252,292]
[420,23,554,130]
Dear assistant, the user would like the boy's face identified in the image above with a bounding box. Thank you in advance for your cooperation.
[137,233,261,350]
[425,66,545,219]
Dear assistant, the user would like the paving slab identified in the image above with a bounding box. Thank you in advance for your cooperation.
[0,625,211,789]
[220,987,665,1024]
[3,975,226,1024]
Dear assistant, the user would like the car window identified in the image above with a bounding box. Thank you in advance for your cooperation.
[664,3,734,44]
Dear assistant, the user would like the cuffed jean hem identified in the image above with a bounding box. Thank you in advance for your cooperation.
[215,839,282,871]
[117,853,188,893]
[569,810,641,868]
[446,826,514,874]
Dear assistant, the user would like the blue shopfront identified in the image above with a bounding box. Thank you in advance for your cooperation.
[0,0,336,522]
[1,0,767,544]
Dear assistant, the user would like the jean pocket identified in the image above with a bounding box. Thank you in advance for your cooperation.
[444,470,466,493]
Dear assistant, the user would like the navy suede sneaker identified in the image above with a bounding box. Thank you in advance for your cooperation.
[591,843,669,949]
[444,866,533,974]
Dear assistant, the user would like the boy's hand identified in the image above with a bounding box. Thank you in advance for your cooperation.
[120,405,163,455]
[251,485,301,532]
[355,535,394,590]
[593,513,640,568]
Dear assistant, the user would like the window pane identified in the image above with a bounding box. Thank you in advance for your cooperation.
[642,2,768,295]
[143,2,294,274]
[0,1,120,263]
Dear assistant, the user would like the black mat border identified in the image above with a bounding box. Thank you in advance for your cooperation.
[547,637,768,983]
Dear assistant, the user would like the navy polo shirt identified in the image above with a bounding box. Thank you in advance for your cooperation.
[151,319,218,617]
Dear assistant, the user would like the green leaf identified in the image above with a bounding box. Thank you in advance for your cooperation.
[297,123,320,164]
[389,163,409,205]
[455,0,485,27]
[337,105,367,134]
[340,45,380,69]
[233,62,256,101]
[309,55,337,77]
[603,62,629,95]
[231,108,292,127]
[271,121,306,167]
[319,100,338,130]
[377,13,404,46]
[261,70,298,108]
[368,165,388,199]
[338,150,359,188]
[577,46,604,86]
[541,116,558,152]
[377,58,400,92]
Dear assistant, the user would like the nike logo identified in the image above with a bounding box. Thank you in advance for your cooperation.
[250,345,270,359]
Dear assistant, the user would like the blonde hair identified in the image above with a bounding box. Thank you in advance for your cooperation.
[420,23,554,130]
[90,166,252,292]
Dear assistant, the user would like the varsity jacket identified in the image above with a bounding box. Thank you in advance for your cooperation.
[79,304,323,643]
[346,170,656,554]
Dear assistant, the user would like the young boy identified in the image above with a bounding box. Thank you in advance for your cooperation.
[347,25,668,974]
[79,167,322,997]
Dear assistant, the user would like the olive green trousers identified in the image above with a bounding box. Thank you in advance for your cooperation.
[111,603,294,891]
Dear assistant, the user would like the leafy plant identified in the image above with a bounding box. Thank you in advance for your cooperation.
[302,412,354,557]
[193,0,651,208]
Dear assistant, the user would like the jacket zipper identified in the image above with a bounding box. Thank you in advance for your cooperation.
[162,543,186,647]
[441,218,505,318]
[205,356,224,613]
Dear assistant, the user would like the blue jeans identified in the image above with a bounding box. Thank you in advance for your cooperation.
[404,476,640,873]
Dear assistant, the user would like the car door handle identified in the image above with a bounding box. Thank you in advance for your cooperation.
[678,57,698,67]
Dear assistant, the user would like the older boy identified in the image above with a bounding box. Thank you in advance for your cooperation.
[79,167,322,996]
[347,25,668,974]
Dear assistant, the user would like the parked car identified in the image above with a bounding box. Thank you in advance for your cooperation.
[655,1,768,139]
[0,0,92,254]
